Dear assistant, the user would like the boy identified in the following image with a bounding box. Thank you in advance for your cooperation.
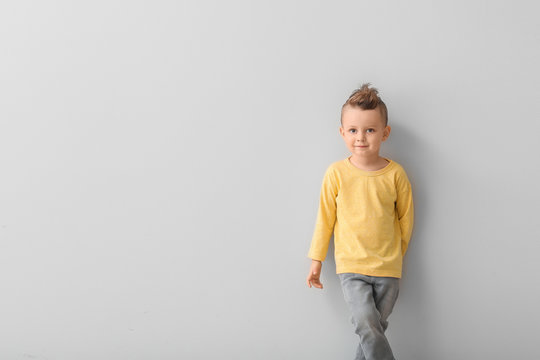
[306,83,414,360]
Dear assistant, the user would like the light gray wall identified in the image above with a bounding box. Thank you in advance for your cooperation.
[1,1,539,359]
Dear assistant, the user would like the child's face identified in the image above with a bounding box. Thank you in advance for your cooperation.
[339,106,391,158]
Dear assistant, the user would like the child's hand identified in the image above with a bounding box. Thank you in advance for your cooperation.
[306,260,323,289]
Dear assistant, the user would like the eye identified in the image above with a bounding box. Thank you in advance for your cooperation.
[349,129,357,134]
[366,128,375,133]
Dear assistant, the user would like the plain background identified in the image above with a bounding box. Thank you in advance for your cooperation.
[1,1,540,359]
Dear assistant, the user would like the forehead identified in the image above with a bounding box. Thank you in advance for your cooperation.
[341,106,385,127]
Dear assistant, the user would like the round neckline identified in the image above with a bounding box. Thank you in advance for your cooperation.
[345,156,394,176]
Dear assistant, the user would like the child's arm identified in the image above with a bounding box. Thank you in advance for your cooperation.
[307,166,338,261]
[306,166,339,289]
[395,169,414,256]
[306,260,323,289]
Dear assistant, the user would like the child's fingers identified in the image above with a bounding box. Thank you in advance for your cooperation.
[307,271,323,289]
[310,277,321,289]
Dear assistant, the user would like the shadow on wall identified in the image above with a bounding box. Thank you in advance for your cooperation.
[382,117,465,360]
[381,123,466,360]
[382,121,445,359]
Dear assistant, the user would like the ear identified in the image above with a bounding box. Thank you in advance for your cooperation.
[382,125,391,141]
[339,126,345,138]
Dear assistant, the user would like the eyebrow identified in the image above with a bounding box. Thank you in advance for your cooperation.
[347,125,379,129]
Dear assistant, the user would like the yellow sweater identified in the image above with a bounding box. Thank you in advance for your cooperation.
[308,156,414,278]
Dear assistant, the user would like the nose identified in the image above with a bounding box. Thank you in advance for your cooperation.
[356,132,366,142]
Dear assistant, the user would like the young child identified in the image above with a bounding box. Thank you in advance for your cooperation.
[306,83,414,360]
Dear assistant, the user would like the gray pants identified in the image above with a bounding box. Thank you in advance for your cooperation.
[338,273,400,360]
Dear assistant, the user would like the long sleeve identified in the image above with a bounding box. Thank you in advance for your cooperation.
[395,169,414,256]
[307,166,339,261]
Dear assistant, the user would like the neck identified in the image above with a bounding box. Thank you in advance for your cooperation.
[349,155,388,171]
